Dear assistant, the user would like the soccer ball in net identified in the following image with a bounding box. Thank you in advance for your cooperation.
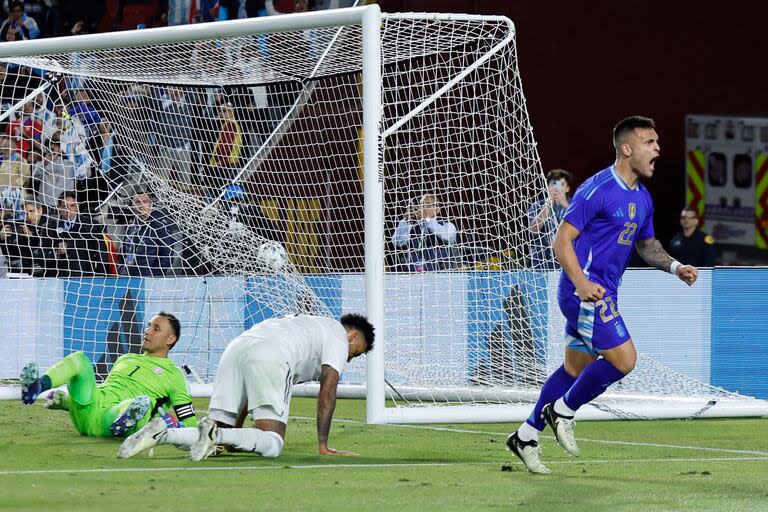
[256,241,288,272]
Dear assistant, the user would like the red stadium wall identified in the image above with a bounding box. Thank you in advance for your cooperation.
[379,0,768,248]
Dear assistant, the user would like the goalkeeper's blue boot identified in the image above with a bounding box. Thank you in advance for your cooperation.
[110,395,151,436]
[20,362,42,405]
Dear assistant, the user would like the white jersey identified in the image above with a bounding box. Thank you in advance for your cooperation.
[238,315,348,384]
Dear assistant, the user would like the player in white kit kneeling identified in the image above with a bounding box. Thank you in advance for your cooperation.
[117,313,375,460]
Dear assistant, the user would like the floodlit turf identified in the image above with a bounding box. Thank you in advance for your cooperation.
[1,397,766,511]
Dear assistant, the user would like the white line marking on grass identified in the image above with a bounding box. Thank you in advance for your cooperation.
[0,462,488,476]
[550,456,768,465]
[1,457,767,476]
[292,416,768,457]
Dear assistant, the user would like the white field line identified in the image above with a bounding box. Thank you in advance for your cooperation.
[1,457,768,477]
[292,416,768,457]
[2,413,763,477]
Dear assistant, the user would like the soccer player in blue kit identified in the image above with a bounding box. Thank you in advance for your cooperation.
[507,116,699,474]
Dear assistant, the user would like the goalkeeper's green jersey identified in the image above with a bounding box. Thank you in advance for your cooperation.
[100,353,197,426]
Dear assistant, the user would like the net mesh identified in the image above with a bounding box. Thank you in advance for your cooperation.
[0,13,755,414]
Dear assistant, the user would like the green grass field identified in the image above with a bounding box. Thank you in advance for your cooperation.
[1,397,766,511]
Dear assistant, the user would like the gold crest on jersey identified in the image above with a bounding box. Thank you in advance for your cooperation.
[628,203,636,220]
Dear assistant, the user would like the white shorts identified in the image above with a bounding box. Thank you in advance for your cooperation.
[208,335,293,425]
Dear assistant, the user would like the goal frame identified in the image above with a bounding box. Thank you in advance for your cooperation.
[2,7,767,422]
[0,5,392,416]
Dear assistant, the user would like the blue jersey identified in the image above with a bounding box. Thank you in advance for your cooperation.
[558,166,654,298]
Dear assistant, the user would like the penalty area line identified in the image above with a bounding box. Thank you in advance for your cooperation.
[2,457,768,477]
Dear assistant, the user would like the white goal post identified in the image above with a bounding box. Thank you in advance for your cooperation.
[0,6,766,422]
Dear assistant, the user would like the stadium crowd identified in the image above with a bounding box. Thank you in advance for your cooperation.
[0,0,718,278]
[0,0,358,278]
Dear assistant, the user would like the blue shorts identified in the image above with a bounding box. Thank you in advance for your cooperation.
[558,293,631,356]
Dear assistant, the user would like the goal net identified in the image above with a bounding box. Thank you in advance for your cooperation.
[0,7,765,420]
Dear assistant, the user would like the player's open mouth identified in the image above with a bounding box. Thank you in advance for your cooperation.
[649,156,658,170]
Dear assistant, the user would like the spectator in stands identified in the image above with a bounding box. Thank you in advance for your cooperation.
[668,207,715,267]
[24,137,43,179]
[119,84,154,158]
[99,119,128,186]
[0,136,31,199]
[0,1,39,41]
[5,99,43,159]
[199,0,221,22]
[391,193,457,272]
[156,86,194,190]
[209,102,243,192]
[167,0,196,25]
[0,200,54,276]
[47,190,106,277]
[98,121,141,202]
[5,0,51,36]
[42,102,86,147]
[0,177,26,227]
[119,191,177,277]
[528,169,573,270]
[0,201,15,268]
[66,89,103,156]
[33,132,78,209]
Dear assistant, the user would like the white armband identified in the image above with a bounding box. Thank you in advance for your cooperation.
[669,260,682,275]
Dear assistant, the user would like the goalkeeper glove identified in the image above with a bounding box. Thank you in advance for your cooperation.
[158,407,184,429]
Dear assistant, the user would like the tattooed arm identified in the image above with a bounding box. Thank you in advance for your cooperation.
[635,238,699,286]
[634,238,673,272]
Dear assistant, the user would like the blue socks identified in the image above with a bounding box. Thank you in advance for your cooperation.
[563,358,625,411]
[526,359,627,430]
[526,365,576,430]
[40,375,52,393]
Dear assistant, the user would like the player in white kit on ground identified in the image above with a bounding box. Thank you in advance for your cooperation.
[117,313,375,460]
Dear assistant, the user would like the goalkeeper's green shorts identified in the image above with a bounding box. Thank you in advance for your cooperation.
[63,355,149,437]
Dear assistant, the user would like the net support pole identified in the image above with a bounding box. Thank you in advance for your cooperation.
[0,80,51,124]
[361,4,385,424]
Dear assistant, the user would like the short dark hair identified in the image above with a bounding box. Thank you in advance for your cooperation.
[157,311,181,349]
[58,190,77,206]
[613,116,656,148]
[681,207,698,218]
[545,169,573,189]
[340,313,375,353]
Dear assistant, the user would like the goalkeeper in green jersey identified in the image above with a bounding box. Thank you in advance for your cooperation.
[20,312,197,437]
